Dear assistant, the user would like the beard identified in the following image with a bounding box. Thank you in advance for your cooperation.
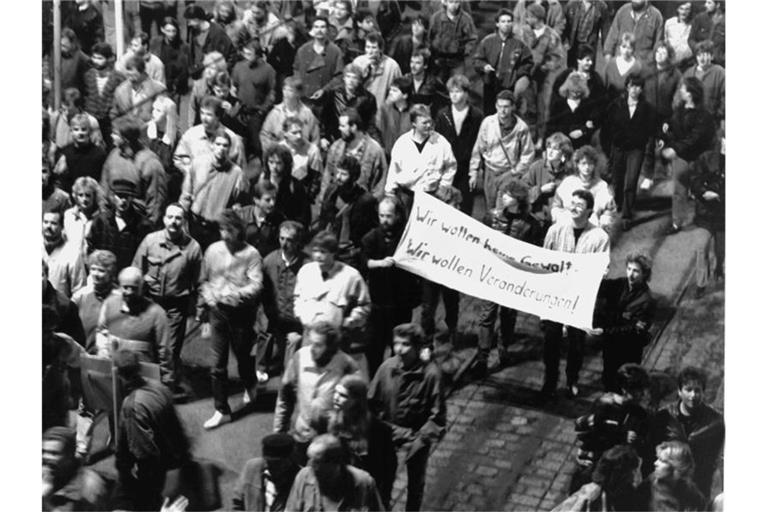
[631,1,646,11]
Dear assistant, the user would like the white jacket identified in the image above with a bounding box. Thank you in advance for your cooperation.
[385,130,457,194]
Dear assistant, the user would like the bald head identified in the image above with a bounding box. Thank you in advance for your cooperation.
[118,266,143,306]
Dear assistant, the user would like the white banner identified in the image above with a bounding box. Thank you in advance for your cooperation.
[393,192,609,329]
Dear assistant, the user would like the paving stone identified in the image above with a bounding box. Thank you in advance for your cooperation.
[476,465,499,477]
[540,498,558,510]
[522,485,549,499]
[466,483,484,495]
[508,494,540,508]
[518,475,551,489]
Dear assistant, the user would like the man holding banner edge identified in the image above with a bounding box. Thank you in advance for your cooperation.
[540,189,610,400]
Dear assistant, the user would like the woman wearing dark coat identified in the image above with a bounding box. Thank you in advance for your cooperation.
[547,71,599,150]
[660,76,716,233]
[600,73,657,228]
[262,144,312,230]
[150,17,191,103]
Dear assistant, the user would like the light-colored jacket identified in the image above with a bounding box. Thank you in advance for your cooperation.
[469,114,535,181]
[543,219,610,255]
[385,130,457,194]
[293,261,371,330]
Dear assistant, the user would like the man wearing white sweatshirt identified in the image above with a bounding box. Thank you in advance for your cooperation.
[385,104,457,211]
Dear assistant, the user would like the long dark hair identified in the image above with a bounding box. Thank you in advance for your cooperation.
[262,144,294,184]
[162,16,182,46]
[592,445,641,505]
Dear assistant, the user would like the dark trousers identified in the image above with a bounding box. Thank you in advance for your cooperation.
[401,441,430,511]
[453,170,473,215]
[209,304,257,415]
[601,336,643,393]
[421,280,459,340]
[245,111,266,161]
[266,317,303,375]
[139,4,173,38]
[541,320,586,390]
[482,78,509,116]
[477,300,517,361]
[151,295,190,385]
[114,459,167,511]
[609,146,645,218]
[368,305,414,374]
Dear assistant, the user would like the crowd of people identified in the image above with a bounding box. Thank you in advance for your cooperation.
[41,0,725,510]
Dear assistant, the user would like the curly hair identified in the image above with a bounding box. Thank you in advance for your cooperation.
[572,145,608,181]
[592,445,641,498]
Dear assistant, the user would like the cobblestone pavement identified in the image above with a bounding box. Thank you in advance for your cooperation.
[389,210,725,511]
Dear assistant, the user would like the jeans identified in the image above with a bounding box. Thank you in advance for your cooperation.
[669,156,693,227]
[421,280,459,340]
[477,300,518,361]
[152,295,190,386]
[609,146,645,218]
[482,170,509,214]
[209,304,257,415]
[541,320,586,390]
[694,226,725,288]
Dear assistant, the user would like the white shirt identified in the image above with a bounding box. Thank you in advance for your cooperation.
[616,57,636,77]
[664,17,693,64]
[451,105,469,135]
[96,75,109,95]
[628,99,638,119]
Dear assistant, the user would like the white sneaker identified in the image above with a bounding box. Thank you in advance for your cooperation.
[640,178,653,191]
[242,390,251,404]
[203,411,231,430]
[256,370,269,384]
